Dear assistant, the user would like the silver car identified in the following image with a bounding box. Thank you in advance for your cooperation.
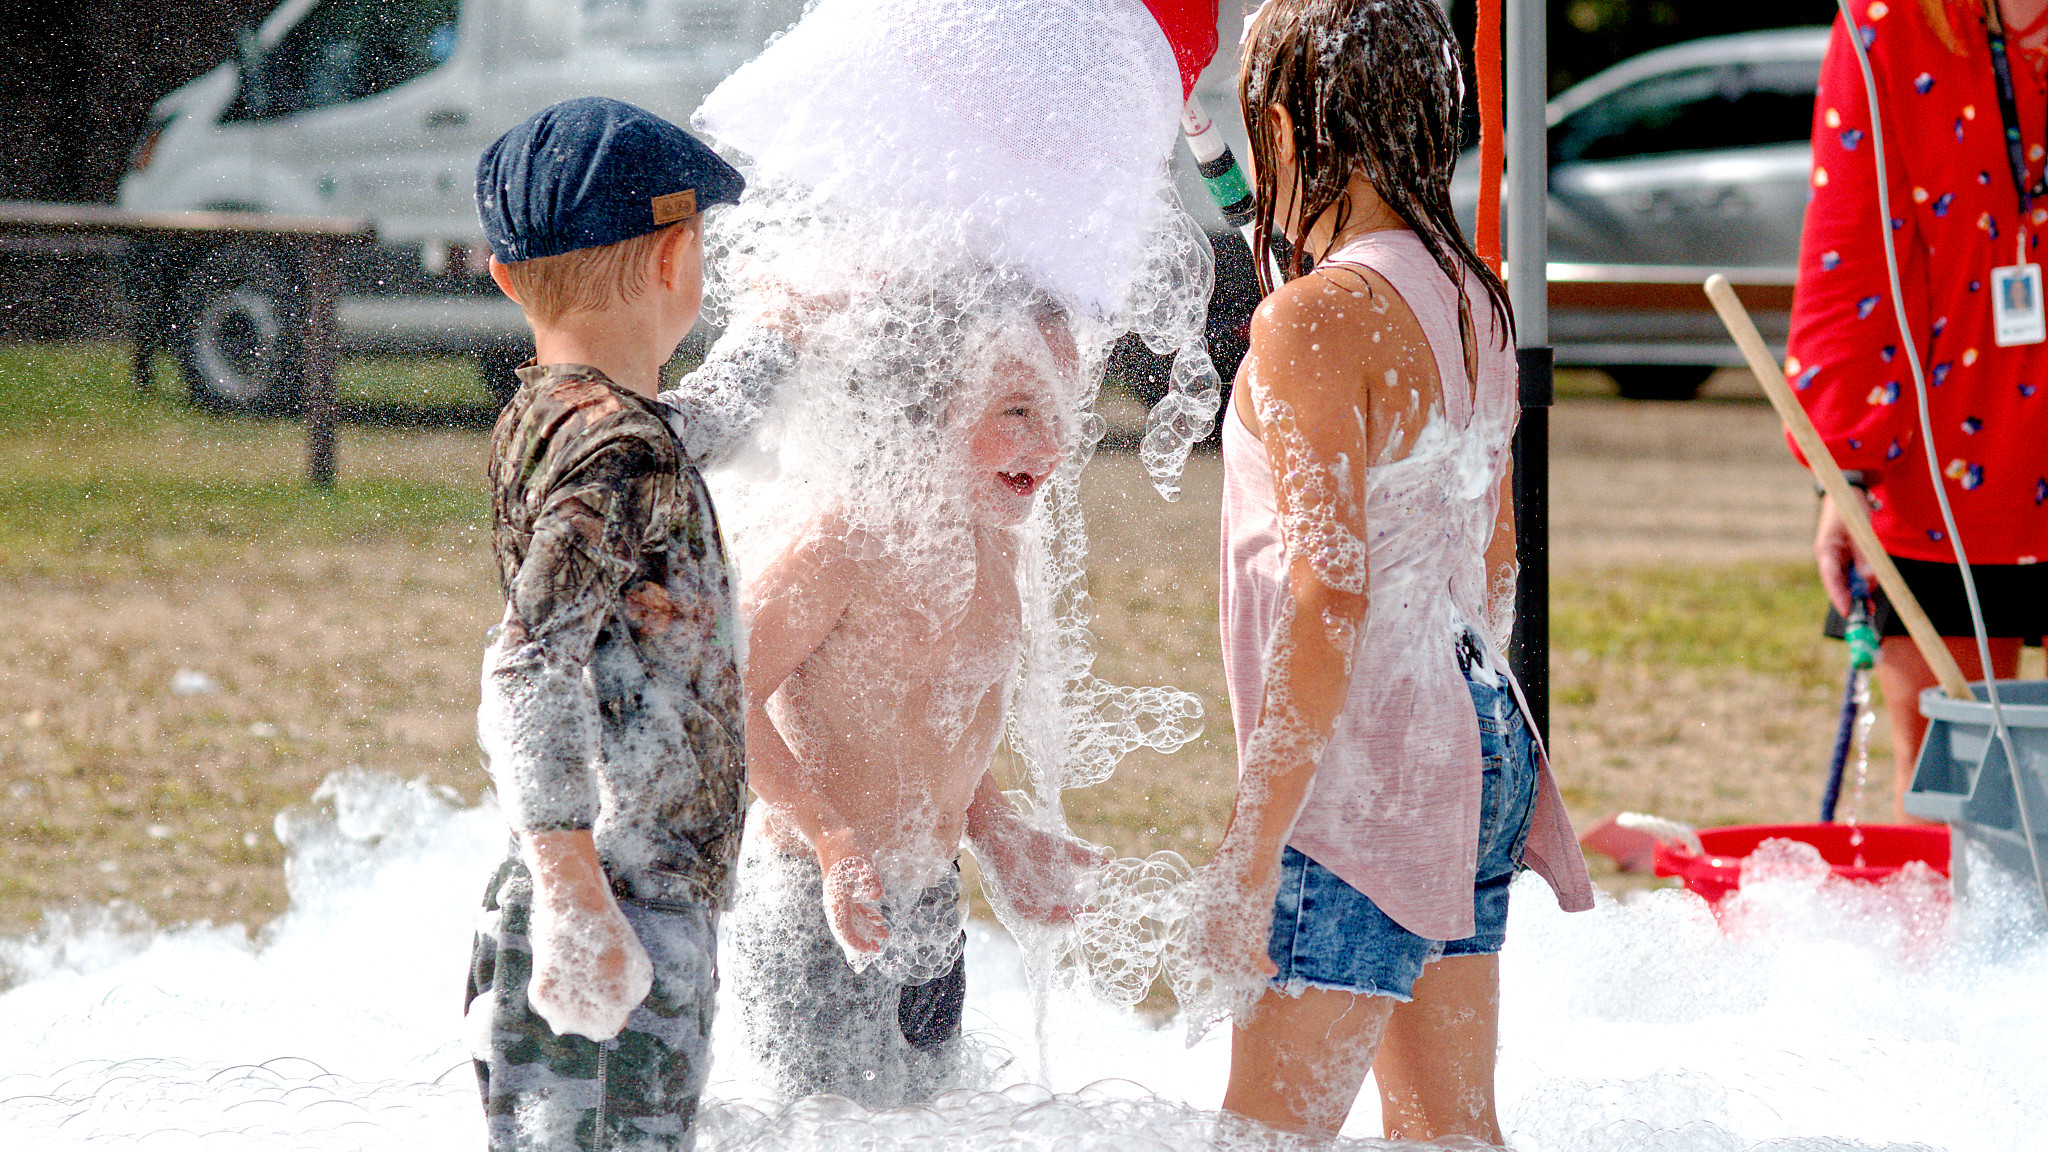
[1454,27,1828,398]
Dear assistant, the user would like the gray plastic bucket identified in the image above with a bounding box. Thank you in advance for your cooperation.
[1905,680,2048,907]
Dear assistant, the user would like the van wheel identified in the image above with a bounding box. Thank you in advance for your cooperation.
[1608,365,1713,401]
[173,244,307,414]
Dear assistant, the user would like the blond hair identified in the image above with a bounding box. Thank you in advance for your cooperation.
[500,218,695,324]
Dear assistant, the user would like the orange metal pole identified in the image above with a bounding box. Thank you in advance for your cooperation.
[1474,0,1504,274]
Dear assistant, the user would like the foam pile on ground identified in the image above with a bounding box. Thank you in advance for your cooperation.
[0,771,2041,1148]
[0,772,501,1150]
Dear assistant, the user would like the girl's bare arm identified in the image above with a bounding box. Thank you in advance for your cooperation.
[1201,269,1438,977]
[1207,279,1380,954]
[1484,463,1518,652]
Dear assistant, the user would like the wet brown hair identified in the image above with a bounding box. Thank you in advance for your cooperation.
[1239,0,1512,347]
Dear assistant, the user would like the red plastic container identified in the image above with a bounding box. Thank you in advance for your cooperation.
[1652,823,1951,905]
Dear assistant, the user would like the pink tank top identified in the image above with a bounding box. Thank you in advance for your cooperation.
[1219,230,1593,939]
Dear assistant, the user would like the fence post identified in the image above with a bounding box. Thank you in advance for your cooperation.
[302,236,340,489]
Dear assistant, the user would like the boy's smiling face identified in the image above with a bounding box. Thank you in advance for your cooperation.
[957,319,1077,527]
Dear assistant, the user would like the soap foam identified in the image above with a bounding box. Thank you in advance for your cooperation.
[0,772,2041,1149]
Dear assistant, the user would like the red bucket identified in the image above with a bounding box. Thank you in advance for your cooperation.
[1652,823,1951,905]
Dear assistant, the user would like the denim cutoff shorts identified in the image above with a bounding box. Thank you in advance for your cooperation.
[1264,638,1539,1001]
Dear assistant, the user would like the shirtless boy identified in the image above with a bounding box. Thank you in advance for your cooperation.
[724,299,1106,1105]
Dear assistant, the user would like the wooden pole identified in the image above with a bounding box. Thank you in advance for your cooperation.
[1704,273,1972,700]
[302,237,340,490]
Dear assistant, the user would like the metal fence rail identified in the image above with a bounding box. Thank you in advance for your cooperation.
[1548,261,1797,312]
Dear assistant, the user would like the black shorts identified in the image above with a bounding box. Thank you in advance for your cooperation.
[1824,556,2048,644]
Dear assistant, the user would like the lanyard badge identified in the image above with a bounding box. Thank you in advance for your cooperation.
[1992,259,2046,346]
[1987,7,2048,345]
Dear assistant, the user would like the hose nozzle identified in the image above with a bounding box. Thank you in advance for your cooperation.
[1844,567,1878,671]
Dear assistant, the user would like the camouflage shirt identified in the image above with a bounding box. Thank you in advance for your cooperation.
[479,362,750,908]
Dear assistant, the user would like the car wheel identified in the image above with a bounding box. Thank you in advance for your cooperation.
[477,342,529,406]
[173,244,307,414]
[1608,365,1714,401]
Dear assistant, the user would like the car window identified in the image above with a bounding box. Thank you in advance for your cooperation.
[1550,58,1819,165]
[228,0,461,121]
[579,0,744,54]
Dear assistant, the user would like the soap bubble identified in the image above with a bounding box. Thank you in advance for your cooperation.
[698,0,1187,321]
[169,668,218,696]
[1070,851,1194,1007]
[1121,208,1224,500]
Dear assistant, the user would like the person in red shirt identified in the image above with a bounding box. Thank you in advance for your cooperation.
[1790,0,2048,822]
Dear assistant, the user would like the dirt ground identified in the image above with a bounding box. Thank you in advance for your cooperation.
[0,378,1981,940]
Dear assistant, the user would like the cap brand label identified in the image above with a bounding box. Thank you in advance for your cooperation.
[651,189,697,224]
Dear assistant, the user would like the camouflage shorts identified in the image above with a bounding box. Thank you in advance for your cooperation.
[466,856,718,1152]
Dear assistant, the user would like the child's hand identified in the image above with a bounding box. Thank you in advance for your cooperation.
[976,817,1110,923]
[1179,855,1281,984]
[737,265,847,347]
[1158,855,1279,1041]
[528,890,655,1042]
[818,837,889,954]
[521,830,653,1042]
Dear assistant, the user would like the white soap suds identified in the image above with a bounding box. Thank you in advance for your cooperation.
[1,771,2038,1148]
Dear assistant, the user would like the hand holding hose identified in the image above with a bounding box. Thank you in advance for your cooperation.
[1814,493,1876,619]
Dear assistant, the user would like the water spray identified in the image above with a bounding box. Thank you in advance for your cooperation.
[1179,93,1291,291]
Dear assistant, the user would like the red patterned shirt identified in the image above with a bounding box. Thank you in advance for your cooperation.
[1788,3,2048,563]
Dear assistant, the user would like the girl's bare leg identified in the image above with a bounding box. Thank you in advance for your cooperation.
[1374,953,1503,1145]
[1222,985,1396,1136]
[1876,635,2022,824]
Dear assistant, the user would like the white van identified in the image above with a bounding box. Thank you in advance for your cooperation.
[118,0,805,411]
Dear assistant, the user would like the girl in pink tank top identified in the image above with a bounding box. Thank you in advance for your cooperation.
[1188,0,1593,1141]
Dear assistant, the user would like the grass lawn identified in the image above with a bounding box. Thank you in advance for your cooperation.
[0,343,1955,948]
[0,344,490,568]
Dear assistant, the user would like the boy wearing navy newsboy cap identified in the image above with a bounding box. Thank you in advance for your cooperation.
[477,95,744,264]
[464,96,789,1152]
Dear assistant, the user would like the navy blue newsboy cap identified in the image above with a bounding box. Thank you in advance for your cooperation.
[477,97,744,264]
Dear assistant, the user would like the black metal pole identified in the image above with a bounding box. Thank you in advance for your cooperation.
[1511,348,1552,736]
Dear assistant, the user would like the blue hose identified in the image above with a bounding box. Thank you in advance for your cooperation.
[1821,567,1877,823]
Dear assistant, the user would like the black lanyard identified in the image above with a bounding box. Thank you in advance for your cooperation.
[1987,4,2048,217]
